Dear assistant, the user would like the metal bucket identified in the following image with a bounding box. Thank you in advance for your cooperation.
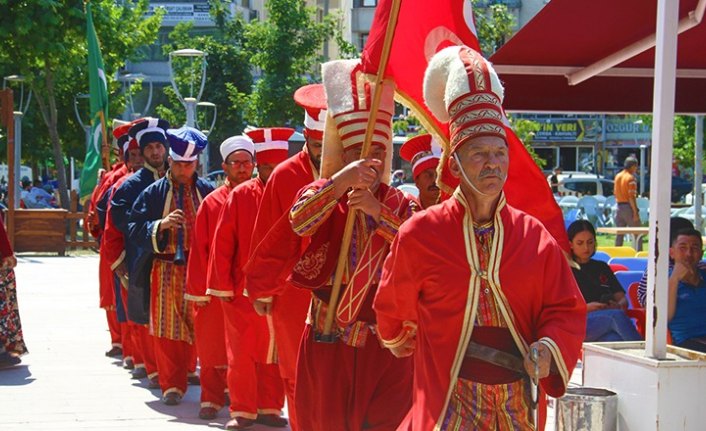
[555,387,618,431]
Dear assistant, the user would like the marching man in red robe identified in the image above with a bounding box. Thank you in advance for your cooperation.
[185,136,256,420]
[287,58,416,431]
[374,45,586,431]
[399,134,441,209]
[207,129,292,429]
[244,83,325,431]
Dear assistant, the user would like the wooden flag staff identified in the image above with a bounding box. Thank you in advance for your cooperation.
[98,110,111,170]
[317,0,403,343]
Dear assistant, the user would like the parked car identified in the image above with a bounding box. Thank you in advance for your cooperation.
[558,176,614,197]
[641,175,693,202]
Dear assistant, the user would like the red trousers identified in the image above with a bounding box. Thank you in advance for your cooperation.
[133,324,158,377]
[272,285,310,431]
[193,300,228,408]
[154,336,194,396]
[222,299,284,419]
[105,309,122,348]
[294,325,413,431]
[120,322,132,362]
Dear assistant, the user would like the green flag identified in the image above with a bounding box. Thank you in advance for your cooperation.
[80,2,109,203]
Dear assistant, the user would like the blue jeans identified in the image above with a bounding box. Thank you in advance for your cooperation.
[586,309,642,342]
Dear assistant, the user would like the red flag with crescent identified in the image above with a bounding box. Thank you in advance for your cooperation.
[361,0,570,251]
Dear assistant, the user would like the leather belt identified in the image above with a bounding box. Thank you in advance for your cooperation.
[153,252,189,261]
[465,341,527,375]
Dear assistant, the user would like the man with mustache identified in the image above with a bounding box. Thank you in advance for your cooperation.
[399,133,441,209]
[286,59,416,431]
[374,46,585,430]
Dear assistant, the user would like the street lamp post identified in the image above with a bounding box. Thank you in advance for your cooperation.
[3,75,32,209]
[168,49,208,176]
[119,73,153,120]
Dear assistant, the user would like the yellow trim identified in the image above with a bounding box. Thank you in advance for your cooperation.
[266,314,277,364]
[434,189,481,431]
[184,293,210,302]
[200,401,223,409]
[109,250,126,271]
[151,220,162,253]
[144,161,161,180]
[162,174,174,218]
[206,288,234,298]
[163,387,184,397]
[257,409,283,415]
[540,336,570,387]
[230,411,258,420]
[255,296,273,303]
[380,327,411,349]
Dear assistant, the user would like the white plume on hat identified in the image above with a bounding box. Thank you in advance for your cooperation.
[423,45,504,123]
[220,135,255,161]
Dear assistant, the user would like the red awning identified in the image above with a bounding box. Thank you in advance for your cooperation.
[489,0,706,114]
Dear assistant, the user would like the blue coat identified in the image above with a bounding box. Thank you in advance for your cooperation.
[109,164,163,324]
[127,173,214,324]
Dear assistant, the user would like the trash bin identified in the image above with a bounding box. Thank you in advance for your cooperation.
[555,387,617,431]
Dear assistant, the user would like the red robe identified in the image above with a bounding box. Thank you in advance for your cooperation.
[89,162,126,239]
[245,150,317,379]
[374,190,587,431]
[208,178,283,419]
[185,183,233,409]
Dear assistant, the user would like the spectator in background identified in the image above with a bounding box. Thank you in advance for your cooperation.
[24,180,56,209]
[636,217,706,307]
[0,217,25,368]
[666,228,706,352]
[391,169,405,188]
[568,220,642,342]
[549,165,562,195]
[19,176,31,208]
[614,156,641,249]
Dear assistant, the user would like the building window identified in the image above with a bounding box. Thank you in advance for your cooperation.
[355,0,377,7]
[359,33,369,50]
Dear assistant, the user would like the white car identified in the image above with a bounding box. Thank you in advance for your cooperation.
[558,176,615,197]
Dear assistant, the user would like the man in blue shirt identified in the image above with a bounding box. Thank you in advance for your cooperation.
[668,228,706,352]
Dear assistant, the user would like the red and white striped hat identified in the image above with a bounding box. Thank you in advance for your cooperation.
[245,127,294,165]
[400,134,441,179]
[294,84,327,140]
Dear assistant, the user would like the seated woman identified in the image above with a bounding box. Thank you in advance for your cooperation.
[568,220,642,342]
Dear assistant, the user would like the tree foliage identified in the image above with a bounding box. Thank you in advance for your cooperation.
[0,0,161,207]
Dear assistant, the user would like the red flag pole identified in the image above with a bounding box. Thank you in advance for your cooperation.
[319,0,403,342]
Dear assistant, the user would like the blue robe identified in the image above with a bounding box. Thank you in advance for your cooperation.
[110,164,163,324]
[127,173,213,324]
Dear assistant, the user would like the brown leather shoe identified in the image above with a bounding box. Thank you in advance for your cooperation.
[105,346,123,358]
[225,416,255,429]
[147,376,160,389]
[187,374,200,385]
[131,367,147,379]
[162,392,182,405]
[255,414,288,428]
[198,406,218,420]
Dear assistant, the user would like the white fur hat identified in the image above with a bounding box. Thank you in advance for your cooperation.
[423,45,506,153]
[320,59,395,183]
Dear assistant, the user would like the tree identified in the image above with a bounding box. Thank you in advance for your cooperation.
[155,16,253,172]
[237,0,342,127]
[473,0,517,57]
[0,0,162,208]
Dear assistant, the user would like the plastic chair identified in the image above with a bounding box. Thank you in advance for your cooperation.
[602,195,617,226]
[635,251,649,258]
[608,257,648,272]
[608,263,629,273]
[626,282,672,342]
[592,250,611,263]
[614,270,644,291]
[577,196,602,226]
[596,246,637,258]
[636,197,649,224]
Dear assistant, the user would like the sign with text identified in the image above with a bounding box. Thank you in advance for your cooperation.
[533,119,602,143]
[147,2,214,27]
[605,119,652,141]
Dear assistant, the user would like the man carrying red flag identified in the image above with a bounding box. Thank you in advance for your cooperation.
[184,135,256,420]
[374,46,586,431]
[399,133,441,209]
[244,83,325,431]
[287,58,416,431]
[207,129,291,429]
